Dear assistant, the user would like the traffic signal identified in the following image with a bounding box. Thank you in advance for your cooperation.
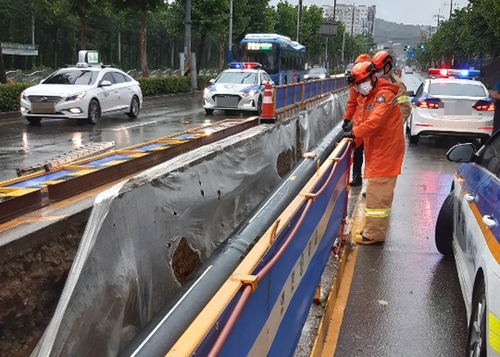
[420,44,425,49]
[404,45,409,52]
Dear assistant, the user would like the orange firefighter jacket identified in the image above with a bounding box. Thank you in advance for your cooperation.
[352,78,405,178]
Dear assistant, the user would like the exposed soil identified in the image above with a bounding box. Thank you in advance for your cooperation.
[172,237,202,285]
[0,219,86,357]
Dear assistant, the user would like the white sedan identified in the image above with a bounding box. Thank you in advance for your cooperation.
[203,62,273,115]
[407,77,494,144]
[20,66,143,125]
[436,140,500,356]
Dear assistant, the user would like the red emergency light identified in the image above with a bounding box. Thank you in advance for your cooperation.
[427,68,480,79]
[228,62,262,69]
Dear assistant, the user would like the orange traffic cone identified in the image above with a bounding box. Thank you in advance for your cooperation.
[259,81,276,123]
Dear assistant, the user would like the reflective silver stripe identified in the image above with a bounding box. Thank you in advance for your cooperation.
[364,208,391,218]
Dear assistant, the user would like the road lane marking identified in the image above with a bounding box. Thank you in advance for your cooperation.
[102,121,160,131]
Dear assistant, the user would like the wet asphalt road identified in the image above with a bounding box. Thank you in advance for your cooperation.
[334,72,473,356]
[0,74,475,355]
[0,93,251,182]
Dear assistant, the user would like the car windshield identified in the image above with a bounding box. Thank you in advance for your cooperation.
[307,68,326,74]
[43,70,97,85]
[216,71,257,84]
[429,83,487,97]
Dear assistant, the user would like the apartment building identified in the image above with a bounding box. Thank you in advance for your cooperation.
[322,3,376,36]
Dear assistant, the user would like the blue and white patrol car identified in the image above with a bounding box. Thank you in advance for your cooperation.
[435,135,500,356]
[407,68,494,145]
[202,62,273,115]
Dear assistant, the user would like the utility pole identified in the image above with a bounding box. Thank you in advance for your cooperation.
[184,0,197,90]
[228,0,233,62]
[341,30,346,66]
[296,0,303,42]
[433,9,444,28]
[31,13,35,67]
[350,4,355,36]
[449,0,453,17]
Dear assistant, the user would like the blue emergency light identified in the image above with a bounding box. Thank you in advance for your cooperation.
[228,62,262,69]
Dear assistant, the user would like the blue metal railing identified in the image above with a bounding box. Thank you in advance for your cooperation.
[273,75,347,114]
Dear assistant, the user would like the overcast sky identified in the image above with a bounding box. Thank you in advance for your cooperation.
[269,0,468,26]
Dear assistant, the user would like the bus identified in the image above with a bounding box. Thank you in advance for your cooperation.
[240,33,306,86]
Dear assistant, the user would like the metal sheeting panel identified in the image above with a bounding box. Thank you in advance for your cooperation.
[30,93,348,357]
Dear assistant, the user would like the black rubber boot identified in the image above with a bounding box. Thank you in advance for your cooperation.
[350,176,362,186]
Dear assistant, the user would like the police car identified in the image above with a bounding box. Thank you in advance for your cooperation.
[203,62,273,115]
[435,136,500,356]
[406,68,494,144]
[20,50,143,125]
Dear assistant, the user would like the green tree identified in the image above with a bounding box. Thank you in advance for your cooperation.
[299,5,323,63]
[112,0,166,77]
[274,1,297,40]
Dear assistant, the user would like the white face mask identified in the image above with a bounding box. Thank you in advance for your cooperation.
[357,81,373,96]
[375,70,384,78]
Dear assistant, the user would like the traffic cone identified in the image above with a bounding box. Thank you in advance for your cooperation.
[259,81,276,123]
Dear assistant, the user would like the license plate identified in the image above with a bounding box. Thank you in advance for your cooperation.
[444,102,472,116]
[32,102,55,114]
[216,97,239,107]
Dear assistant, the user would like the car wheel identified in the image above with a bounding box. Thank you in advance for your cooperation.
[26,116,41,125]
[466,279,487,357]
[205,109,214,115]
[435,193,454,259]
[256,96,263,115]
[409,134,419,144]
[87,99,101,125]
[127,96,140,118]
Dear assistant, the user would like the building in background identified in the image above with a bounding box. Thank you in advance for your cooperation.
[322,3,376,36]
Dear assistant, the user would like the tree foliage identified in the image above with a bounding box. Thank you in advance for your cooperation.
[417,0,500,70]
[0,0,372,75]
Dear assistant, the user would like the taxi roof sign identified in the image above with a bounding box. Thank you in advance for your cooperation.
[77,50,101,67]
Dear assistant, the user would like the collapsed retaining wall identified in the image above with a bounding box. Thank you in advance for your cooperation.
[0,90,348,357]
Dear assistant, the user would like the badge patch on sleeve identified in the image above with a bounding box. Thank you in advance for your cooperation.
[376,95,386,103]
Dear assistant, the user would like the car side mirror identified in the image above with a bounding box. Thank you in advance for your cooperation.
[406,90,415,97]
[446,143,476,163]
[99,80,112,87]
[209,79,215,84]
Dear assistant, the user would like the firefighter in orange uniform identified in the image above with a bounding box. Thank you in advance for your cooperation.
[343,62,405,244]
[342,53,371,186]
[371,50,411,124]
